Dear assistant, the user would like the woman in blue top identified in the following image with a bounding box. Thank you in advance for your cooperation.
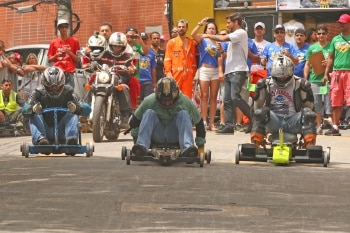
[191,17,223,131]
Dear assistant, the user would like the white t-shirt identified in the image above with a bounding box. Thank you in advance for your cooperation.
[225,28,248,75]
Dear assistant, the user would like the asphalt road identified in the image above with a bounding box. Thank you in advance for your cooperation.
[1,129,350,232]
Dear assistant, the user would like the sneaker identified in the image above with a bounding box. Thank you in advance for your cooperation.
[67,138,78,145]
[216,126,234,134]
[38,137,49,145]
[324,127,341,136]
[244,122,253,134]
[181,145,198,158]
[235,124,243,131]
[217,123,225,131]
[132,144,147,156]
[316,127,323,135]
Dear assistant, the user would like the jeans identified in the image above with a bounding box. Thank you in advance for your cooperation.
[267,112,303,135]
[136,109,194,152]
[29,112,79,144]
[224,71,251,128]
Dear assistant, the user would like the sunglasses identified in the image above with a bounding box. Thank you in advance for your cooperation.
[275,31,285,34]
[58,24,69,29]
[317,32,326,35]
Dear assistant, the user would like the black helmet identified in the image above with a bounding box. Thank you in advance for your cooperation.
[155,77,179,105]
[42,67,65,99]
[271,54,294,89]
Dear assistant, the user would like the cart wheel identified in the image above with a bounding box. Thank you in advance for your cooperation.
[86,142,94,157]
[327,146,331,163]
[22,142,29,158]
[205,150,211,164]
[20,141,24,154]
[235,144,241,164]
[199,153,204,167]
[126,150,131,165]
[121,146,127,160]
[323,147,330,167]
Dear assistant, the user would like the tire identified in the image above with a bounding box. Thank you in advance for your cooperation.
[126,150,131,165]
[86,142,94,157]
[323,147,331,167]
[121,146,127,160]
[205,150,211,164]
[21,142,29,158]
[92,96,106,142]
[199,153,204,167]
[235,144,241,165]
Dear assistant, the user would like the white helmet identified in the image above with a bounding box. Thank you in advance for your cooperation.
[271,54,294,88]
[87,33,106,58]
[108,32,127,57]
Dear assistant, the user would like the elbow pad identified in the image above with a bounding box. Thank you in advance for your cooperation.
[129,114,141,129]
[254,78,267,101]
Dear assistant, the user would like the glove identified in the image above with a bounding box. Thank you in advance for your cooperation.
[67,101,77,113]
[195,137,206,148]
[90,61,98,70]
[32,103,42,115]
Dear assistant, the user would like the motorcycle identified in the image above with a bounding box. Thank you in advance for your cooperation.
[78,49,136,142]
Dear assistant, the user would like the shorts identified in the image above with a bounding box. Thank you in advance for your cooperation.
[311,82,332,114]
[198,67,219,82]
[330,70,350,107]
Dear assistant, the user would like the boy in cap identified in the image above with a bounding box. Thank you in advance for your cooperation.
[48,19,81,88]
[292,28,309,78]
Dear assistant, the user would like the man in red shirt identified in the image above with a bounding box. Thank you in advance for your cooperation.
[48,19,81,88]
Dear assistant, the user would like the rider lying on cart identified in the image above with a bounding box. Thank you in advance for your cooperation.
[22,67,91,145]
[128,77,206,163]
[250,54,317,148]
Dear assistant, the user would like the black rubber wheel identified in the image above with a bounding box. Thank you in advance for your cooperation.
[92,96,106,143]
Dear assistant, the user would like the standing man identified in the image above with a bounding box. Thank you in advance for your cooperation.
[164,19,197,99]
[139,32,157,101]
[304,24,332,135]
[293,28,310,78]
[99,22,113,41]
[261,24,298,76]
[250,22,270,83]
[323,14,350,136]
[0,40,9,82]
[48,19,81,88]
[149,31,165,82]
[203,12,251,134]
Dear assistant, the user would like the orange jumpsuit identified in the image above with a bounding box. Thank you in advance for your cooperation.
[164,37,197,98]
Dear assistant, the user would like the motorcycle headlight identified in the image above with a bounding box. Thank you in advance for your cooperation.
[97,72,110,84]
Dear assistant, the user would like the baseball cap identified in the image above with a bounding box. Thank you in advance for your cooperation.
[126,27,138,33]
[140,32,148,40]
[160,35,169,41]
[254,22,265,29]
[57,19,69,27]
[294,28,306,35]
[337,14,350,23]
[274,24,285,32]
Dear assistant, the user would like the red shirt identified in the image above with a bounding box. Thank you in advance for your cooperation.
[48,37,80,73]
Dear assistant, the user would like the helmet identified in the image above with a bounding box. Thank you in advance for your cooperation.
[271,54,294,88]
[87,34,106,58]
[108,32,127,57]
[155,77,179,106]
[42,67,65,99]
